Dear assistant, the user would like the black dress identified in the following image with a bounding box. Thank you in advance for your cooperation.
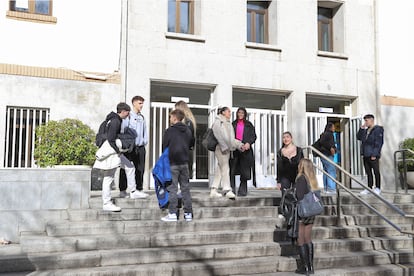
[276,146,304,190]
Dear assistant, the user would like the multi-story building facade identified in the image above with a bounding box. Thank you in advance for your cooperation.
[0,0,411,191]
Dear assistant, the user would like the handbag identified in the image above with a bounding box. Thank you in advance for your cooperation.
[297,189,323,218]
[202,128,218,151]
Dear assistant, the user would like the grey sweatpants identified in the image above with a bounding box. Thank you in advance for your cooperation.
[168,164,193,214]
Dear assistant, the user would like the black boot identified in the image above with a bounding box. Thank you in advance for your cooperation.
[295,245,310,275]
[306,242,314,274]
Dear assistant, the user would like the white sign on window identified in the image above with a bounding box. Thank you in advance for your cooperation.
[15,0,29,9]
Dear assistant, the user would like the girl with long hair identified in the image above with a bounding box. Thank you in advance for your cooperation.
[295,158,319,275]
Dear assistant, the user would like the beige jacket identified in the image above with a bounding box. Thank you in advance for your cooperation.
[212,114,243,152]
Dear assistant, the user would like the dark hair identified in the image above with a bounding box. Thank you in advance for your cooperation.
[363,114,374,120]
[282,131,292,138]
[117,102,131,113]
[132,96,145,103]
[218,106,230,115]
[324,122,335,132]
[236,107,248,120]
[170,109,185,122]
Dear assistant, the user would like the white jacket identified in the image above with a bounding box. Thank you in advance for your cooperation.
[93,140,126,170]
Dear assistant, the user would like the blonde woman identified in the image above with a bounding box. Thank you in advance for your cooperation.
[175,100,196,173]
[210,107,243,199]
[295,158,319,275]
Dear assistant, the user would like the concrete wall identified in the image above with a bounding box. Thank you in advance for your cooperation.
[0,168,91,242]
[123,0,377,185]
[0,0,121,73]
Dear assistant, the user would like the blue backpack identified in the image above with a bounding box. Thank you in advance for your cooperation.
[152,148,171,209]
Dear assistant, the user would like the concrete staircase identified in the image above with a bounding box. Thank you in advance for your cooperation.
[0,189,413,275]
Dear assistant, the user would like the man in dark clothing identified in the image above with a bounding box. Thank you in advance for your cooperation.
[161,109,194,222]
[319,122,337,193]
[357,114,384,195]
[94,102,148,213]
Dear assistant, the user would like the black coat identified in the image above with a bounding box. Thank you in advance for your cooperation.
[356,125,384,158]
[162,122,193,165]
[319,130,336,156]
[230,119,257,179]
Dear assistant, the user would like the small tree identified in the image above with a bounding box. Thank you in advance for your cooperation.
[400,137,414,171]
[34,118,96,167]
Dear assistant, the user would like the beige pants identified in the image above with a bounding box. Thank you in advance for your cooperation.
[211,146,231,192]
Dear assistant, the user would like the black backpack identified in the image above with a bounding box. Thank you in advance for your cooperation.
[95,119,111,147]
[202,128,218,151]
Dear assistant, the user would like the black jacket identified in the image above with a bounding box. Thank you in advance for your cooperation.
[356,125,384,158]
[105,112,122,153]
[319,130,336,156]
[276,146,304,183]
[231,119,257,178]
[162,122,193,165]
[184,118,196,150]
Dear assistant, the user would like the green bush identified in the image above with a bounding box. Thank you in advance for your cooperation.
[34,118,96,167]
[400,137,414,171]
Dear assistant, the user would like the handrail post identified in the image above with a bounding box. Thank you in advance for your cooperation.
[403,150,408,194]
[336,186,341,226]
[394,151,399,193]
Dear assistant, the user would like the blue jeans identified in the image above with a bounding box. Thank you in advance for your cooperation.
[321,156,336,191]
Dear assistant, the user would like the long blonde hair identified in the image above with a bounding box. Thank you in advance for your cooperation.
[297,158,319,191]
[174,100,197,131]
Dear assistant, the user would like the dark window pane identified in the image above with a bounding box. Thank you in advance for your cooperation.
[247,12,252,42]
[318,7,332,20]
[247,2,268,10]
[321,23,331,51]
[256,13,265,43]
[180,1,190,33]
[168,0,176,32]
[35,0,49,15]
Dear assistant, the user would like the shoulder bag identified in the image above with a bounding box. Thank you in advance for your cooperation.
[297,189,323,218]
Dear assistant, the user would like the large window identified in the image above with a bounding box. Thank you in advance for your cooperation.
[318,7,333,52]
[168,0,194,34]
[9,0,52,16]
[247,1,269,44]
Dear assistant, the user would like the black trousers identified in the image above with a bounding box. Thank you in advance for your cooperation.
[363,156,381,189]
[119,146,146,191]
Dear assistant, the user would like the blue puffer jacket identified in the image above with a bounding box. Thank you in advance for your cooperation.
[356,125,384,158]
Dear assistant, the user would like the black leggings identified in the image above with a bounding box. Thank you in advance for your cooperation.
[363,157,380,189]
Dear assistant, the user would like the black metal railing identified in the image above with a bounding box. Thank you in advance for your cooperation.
[304,145,414,236]
[394,149,414,194]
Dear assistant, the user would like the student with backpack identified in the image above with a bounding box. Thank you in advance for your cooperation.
[161,109,194,222]
[93,102,148,212]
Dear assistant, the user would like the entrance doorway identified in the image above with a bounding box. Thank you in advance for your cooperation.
[150,82,214,185]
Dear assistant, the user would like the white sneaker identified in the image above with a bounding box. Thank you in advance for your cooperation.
[360,189,370,195]
[374,188,381,195]
[225,191,236,199]
[184,212,193,222]
[103,202,121,212]
[210,189,223,198]
[161,213,178,222]
[130,190,149,199]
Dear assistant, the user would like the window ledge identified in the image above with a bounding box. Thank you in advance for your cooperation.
[245,42,282,52]
[7,11,57,24]
[165,32,206,43]
[317,50,348,60]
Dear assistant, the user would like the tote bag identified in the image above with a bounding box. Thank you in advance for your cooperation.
[297,190,323,218]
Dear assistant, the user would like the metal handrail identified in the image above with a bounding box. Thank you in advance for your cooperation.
[304,145,414,236]
[394,149,414,194]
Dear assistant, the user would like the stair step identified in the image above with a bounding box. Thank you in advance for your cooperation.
[0,244,279,273]
[45,217,277,237]
[66,206,278,221]
[274,224,412,241]
[15,255,278,276]
[276,249,414,272]
[278,236,413,255]
[20,228,275,253]
[237,264,411,276]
